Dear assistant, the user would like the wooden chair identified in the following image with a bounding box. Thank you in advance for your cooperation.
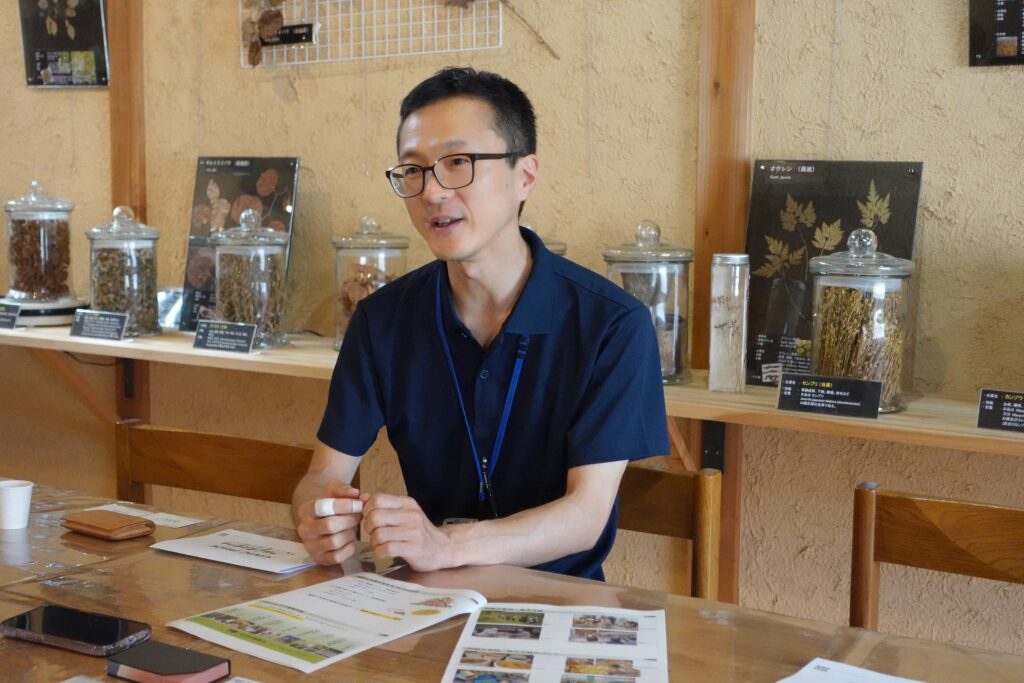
[115,420,315,505]
[618,464,721,600]
[850,481,1024,629]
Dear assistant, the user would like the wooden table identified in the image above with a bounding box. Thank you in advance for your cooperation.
[1,499,1023,681]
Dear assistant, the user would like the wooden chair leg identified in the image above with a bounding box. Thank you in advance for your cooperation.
[693,468,722,601]
[851,481,881,629]
[115,419,145,503]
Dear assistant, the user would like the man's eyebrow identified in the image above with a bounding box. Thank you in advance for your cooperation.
[398,139,468,162]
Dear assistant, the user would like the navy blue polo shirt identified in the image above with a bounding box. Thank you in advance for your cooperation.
[318,228,669,580]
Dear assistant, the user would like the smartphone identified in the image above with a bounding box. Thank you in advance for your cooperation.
[0,604,151,656]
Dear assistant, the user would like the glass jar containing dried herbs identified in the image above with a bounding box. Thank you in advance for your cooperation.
[809,228,913,413]
[603,219,693,384]
[85,206,161,337]
[213,208,290,349]
[4,180,75,301]
[332,216,409,350]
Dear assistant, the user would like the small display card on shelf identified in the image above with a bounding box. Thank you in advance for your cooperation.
[70,309,128,341]
[0,303,20,329]
[777,373,881,419]
[193,320,257,353]
[977,389,1024,433]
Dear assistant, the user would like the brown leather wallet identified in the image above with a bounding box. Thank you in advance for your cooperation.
[61,510,155,541]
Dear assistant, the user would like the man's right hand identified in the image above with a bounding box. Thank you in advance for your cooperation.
[295,480,365,565]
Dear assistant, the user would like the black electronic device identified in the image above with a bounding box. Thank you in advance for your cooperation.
[0,604,151,656]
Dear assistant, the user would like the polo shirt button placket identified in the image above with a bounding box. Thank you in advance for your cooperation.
[479,369,490,380]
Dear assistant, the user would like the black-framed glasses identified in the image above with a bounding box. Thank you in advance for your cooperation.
[385,152,524,198]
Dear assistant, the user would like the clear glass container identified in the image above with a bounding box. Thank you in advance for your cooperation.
[212,208,290,349]
[332,217,409,350]
[809,228,913,413]
[85,206,161,337]
[4,180,75,301]
[603,219,693,384]
[709,254,750,393]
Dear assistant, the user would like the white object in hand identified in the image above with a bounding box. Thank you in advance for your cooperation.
[315,497,362,518]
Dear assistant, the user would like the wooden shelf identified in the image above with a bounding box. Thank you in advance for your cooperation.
[2,325,1020,457]
[664,373,1024,458]
[0,325,337,380]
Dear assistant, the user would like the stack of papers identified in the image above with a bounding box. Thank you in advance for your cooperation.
[779,658,924,683]
[153,529,315,574]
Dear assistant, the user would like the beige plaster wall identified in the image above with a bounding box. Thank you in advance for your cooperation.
[747,0,1024,653]
[2,0,1022,658]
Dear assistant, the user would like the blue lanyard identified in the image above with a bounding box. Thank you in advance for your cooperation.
[434,271,530,517]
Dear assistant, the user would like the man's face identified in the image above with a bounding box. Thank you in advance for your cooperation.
[396,96,538,263]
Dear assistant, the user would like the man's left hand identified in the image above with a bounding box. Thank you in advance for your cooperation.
[362,493,455,572]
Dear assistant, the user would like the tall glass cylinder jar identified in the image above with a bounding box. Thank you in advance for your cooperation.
[809,228,913,413]
[708,254,750,393]
[4,180,75,301]
[213,208,290,349]
[603,220,693,384]
[85,206,161,337]
[332,217,409,350]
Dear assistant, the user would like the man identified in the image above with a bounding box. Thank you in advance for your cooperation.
[293,67,668,580]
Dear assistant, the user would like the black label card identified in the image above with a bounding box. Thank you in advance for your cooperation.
[193,321,257,353]
[0,303,20,329]
[777,373,882,419]
[70,310,128,341]
[261,23,315,45]
[977,389,1024,433]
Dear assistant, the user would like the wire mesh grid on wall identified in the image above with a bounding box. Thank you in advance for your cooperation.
[240,0,503,67]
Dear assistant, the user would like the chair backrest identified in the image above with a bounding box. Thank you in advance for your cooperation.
[850,481,1024,629]
[618,464,721,600]
[115,420,314,505]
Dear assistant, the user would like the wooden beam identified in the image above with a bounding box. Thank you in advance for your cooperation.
[668,417,701,472]
[692,0,755,369]
[107,0,146,220]
[717,423,743,603]
[116,359,151,422]
[28,350,118,427]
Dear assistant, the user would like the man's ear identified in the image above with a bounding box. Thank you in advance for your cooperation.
[516,154,540,202]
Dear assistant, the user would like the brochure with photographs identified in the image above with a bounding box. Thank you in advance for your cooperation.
[18,0,109,87]
[442,604,669,683]
[180,156,298,331]
[745,160,922,386]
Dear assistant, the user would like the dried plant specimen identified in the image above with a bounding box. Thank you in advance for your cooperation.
[216,250,286,347]
[90,247,160,336]
[38,0,79,40]
[257,9,284,41]
[815,285,905,412]
[857,180,891,230]
[336,263,397,343]
[8,218,70,299]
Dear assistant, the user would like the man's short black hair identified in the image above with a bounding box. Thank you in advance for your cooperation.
[397,67,537,164]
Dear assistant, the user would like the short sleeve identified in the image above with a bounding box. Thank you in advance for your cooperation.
[566,306,669,466]
[316,303,386,456]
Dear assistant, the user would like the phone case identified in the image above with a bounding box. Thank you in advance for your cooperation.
[61,510,155,541]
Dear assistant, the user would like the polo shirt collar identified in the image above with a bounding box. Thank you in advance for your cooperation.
[502,227,556,336]
[437,226,557,338]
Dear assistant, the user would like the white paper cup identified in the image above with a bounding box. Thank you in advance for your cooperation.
[0,480,34,530]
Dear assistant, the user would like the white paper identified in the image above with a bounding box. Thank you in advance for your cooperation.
[152,529,315,574]
[442,603,669,683]
[87,503,202,528]
[778,658,925,683]
[171,572,487,674]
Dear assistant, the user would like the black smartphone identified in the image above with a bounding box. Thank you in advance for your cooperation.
[0,604,151,656]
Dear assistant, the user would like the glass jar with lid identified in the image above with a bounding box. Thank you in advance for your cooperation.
[332,216,409,350]
[4,180,75,301]
[85,206,161,337]
[603,219,693,384]
[809,228,913,412]
[212,208,290,349]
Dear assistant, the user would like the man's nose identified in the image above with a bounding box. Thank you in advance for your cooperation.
[420,170,452,203]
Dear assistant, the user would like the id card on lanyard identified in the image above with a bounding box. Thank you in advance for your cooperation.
[435,271,529,520]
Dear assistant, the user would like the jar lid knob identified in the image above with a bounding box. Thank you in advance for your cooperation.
[359,216,381,234]
[112,205,135,229]
[635,219,661,246]
[847,228,878,258]
[240,208,261,231]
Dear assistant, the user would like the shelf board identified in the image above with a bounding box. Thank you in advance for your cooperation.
[0,325,337,380]
[2,325,1020,457]
[664,373,1024,458]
